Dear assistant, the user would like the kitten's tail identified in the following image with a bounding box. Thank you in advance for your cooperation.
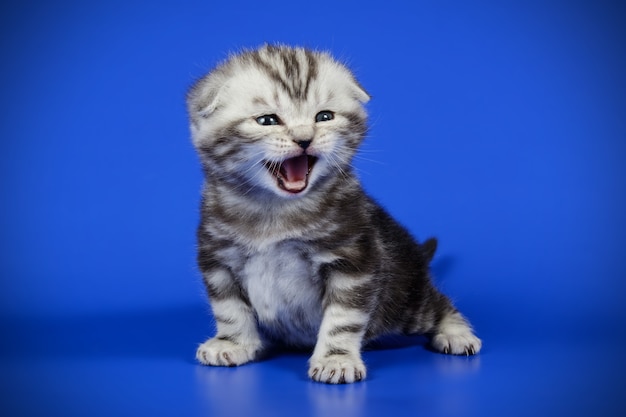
[421,238,438,263]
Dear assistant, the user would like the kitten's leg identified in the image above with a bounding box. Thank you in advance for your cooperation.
[308,273,371,384]
[196,269,262,366]
[407,285,482,355]
[308,305,369,384]
[431,310,482,356]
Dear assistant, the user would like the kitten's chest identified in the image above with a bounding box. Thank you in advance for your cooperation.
[228,240,325,345]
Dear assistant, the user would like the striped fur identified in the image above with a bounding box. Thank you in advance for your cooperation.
[188,45,481,384]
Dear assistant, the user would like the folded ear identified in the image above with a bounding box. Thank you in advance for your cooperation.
[351,78,371,104]
[196,92,220,118]
[187,73,224,120]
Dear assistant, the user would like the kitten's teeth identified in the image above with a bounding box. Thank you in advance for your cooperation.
[282,179,307,192]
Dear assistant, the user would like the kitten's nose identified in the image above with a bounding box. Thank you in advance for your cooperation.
[294,139,312,150]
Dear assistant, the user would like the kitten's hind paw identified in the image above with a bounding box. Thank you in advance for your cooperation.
[308,353,367,384]
[431,311,482,356]
[196,337,261,366]
[431,332,482,356]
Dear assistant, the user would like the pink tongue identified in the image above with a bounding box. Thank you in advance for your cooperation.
[280,155,309,182]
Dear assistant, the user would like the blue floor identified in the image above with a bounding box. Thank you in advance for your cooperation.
[2,305,624,417]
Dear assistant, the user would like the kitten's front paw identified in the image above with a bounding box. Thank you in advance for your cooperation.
[196,338,260,366]
[308,353,366,384]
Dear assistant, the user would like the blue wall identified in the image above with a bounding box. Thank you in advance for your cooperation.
[1,0,625,336]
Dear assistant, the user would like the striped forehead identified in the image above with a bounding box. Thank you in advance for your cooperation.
[239,46,321,102]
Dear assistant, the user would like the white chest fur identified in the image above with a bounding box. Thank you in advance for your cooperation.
[237,240,325,346]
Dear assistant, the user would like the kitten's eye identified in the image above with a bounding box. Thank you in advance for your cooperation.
[315,111,334,123]
[256,114,281,126]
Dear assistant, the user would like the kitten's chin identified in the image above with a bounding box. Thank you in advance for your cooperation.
[264,155,318,196]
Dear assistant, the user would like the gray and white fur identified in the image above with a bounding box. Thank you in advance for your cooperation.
[187,45,481,384]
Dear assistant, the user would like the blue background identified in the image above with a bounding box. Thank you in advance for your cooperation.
[1,0,625,416]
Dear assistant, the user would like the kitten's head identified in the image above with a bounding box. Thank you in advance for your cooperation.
[187,45,370,198]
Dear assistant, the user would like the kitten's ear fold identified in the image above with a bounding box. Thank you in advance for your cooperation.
[187,75,223,119]
[351,79,371,104]
[190,90,221,119]
[197,93,220,118]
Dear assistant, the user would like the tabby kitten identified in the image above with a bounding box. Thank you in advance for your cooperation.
[187,45,481,384]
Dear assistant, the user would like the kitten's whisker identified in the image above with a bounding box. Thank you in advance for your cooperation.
[221,155,268,197]
[352,153,386,166]
[331,146,377,179]
[325,151,350,182]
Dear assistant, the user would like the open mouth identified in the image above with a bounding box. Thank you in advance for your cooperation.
[264,155,318,194]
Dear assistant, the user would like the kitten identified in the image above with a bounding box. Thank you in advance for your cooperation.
[187,44,481,384]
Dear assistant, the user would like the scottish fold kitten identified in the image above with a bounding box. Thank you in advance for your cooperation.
[187,45,481,384]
